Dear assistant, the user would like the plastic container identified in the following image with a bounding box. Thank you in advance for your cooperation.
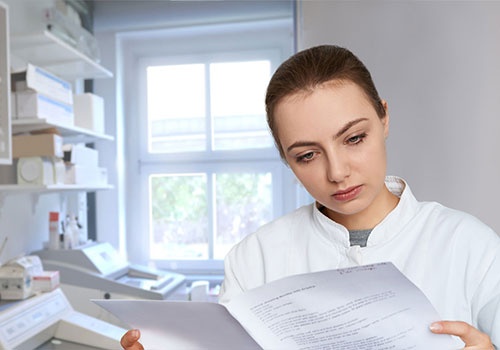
[48,212,60,250]
[63,214,79,249]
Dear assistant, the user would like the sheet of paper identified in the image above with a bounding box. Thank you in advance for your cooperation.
[226,262,463,350]
[94,262,463,350]
[92,299,261,350]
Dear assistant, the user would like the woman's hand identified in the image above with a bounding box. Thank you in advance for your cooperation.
[120,329,144,350]
[430,321,494,349]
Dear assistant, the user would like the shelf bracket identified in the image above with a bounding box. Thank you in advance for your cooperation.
[30,193,40,214]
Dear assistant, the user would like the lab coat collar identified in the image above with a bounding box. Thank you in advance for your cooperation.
[311,176,419,247]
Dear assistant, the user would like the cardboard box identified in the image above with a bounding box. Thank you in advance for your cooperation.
[74,93,105,134]
[16,91,74,126]
[12,133,63,158]
[63,144,98,167]
[11,63,73,105]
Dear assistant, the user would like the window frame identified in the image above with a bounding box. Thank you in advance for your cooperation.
[122,18,297,275]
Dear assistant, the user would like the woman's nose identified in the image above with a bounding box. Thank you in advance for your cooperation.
[326,152,350,183]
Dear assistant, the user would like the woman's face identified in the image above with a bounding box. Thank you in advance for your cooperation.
[274,81,393,229]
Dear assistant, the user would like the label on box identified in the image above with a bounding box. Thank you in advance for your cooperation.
[11,64,73,105]
[16,92,74,126]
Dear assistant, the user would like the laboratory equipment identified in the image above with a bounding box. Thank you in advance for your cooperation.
[0,255,42,300]
[0,288,125,349]
[32,242,187,323]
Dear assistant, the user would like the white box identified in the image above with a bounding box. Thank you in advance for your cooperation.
[63,144,98,167]
[16,91,74,126]
[65,164,107,185]
[17,156,55,185]
[32,270,60,292]
[53,158,65,184]
[74,93,105,134]
[11,63,73,105]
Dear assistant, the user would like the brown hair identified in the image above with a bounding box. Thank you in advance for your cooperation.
[265,45,385,160]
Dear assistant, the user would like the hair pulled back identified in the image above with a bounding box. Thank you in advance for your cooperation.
[265,45,385,160]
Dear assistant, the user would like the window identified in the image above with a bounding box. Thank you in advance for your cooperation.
[122,18,298,274]
[146,60,274,153]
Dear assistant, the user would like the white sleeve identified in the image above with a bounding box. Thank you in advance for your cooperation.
[474,244,500,347]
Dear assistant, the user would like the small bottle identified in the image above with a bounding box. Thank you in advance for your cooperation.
[63,219,72,250]
[49,212,60,250]
[67,214,80,248]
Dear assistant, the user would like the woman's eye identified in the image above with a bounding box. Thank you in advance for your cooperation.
[297,151,315,163]
[347,133,367,145]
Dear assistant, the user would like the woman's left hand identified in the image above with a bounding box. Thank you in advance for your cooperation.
[430,320,494,349]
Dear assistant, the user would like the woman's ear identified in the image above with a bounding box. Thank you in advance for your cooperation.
[381,100,389,139]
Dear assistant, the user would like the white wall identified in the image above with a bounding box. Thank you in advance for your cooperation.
[297,1,500,232]
[0,193,62,263]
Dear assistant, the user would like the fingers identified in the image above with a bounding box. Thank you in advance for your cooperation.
[430,321,493,349]
[120,329,144,350]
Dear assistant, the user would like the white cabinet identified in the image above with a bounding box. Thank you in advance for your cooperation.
[0,5,114,197]
[0,2,11,165]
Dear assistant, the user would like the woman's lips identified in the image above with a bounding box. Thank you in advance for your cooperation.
[332,185,363,202]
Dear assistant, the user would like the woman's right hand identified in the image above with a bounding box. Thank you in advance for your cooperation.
[120,329,144,350]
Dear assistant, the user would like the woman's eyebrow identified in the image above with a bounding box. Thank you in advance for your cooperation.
[286,117,369,153]
[334,117,368,140]
[286,141,318,153]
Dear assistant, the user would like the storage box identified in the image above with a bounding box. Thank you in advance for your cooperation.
[12,133,63,158]
[17,156,55,185]
[74,93,105,134]
[16,91,74,126]
[53,158,65,184]
[32,270,60,292]
[63,144,98,167]
[65,164,107,185]
[11,63,73,105]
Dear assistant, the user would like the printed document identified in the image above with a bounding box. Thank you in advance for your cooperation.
[94,262,462,350]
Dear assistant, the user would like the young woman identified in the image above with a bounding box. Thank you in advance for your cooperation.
[121,45,499,349]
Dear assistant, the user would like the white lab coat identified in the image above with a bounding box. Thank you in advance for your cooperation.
[220,176,500,345]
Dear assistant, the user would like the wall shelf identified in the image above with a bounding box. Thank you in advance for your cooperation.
[10,29,113,81]
[0,184,113,193]
[3,22,115,217]
[0,184,113,215]
[12,118,114,143]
